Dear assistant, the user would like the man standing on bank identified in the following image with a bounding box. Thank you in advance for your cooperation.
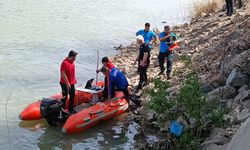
[225,0,234,16]
[225,0,243,16]
[158,25,177,80]
[136,23,157,50]
[60,50,78,114]
[135,35,150,93]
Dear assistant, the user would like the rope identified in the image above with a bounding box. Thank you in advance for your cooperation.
[5,88,14,150]
[96,50,99,85]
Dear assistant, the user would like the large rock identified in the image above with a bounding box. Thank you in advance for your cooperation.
[144,109,157,123]
[243,99,250,110]
[247,65,250,75]
[201,83,215,93]
[226,67,250,88]
[201,128,229,150]
[201,136,229,150]
[208,85,236,101]
[236,109,250,123]
[226,118,250,150]
[238,85,249,93]
[234,90,250,103]
[223,49,250,75]
[202,143,227,150]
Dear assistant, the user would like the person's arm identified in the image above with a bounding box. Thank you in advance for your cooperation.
[159,33,171,42]
[149,32,157,45]
[134,54,139,65]
[136,30,140,36]
[171,33,177,41]
[108,75,115,99]
[153,28,160,36]
[140,52,148,66]
[140,45,149,66]
[151,37,158,44]
[62,71,71,89]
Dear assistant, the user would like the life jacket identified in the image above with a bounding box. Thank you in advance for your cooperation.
[169,41,180,51]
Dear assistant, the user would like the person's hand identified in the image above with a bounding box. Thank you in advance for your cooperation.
[66,83,71,90]
[153,27,160,36]
[139,60,146,66]
[166,34,171,38]
[133,60,137,65]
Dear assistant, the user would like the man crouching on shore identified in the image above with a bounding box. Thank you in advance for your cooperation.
[100,66,142,107]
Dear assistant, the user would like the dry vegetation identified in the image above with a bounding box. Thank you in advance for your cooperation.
[247,1,250,13]
[192,0,224,18]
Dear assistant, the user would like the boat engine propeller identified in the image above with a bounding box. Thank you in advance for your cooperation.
[40,98,70,126]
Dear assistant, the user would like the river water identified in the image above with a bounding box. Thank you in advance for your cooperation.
[0,0,199,149]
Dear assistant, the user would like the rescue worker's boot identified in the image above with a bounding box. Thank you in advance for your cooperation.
[167,72,171,80]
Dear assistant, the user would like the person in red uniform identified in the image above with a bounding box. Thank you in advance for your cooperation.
[60,50,78,114]
[101,57,115,70]
[97,57,116,100]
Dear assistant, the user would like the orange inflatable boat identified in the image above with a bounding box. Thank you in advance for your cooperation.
[19,81,129,134]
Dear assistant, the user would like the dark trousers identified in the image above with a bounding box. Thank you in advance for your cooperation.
[137,66,148,90]
[60,83,75,111]
[115,88,129,102]
[225,0,233,16]
[103,77,115,100]
[158,51,173,74]
[117,88,141,107]
[103,77,108,100]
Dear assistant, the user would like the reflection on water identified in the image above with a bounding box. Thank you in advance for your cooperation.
[19,119,46,132]
[18,113,144,149]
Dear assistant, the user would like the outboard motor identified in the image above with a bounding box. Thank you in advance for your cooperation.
[40,98,63,126]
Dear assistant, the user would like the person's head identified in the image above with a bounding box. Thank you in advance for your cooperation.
[101,57,109,67]
[100,66,109,77]
[144,23,150,31]
[164,25,171,34]
[136,35,144,45]
[68,50,78,61]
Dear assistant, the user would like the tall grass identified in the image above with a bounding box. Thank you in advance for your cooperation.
[192,0,224,18]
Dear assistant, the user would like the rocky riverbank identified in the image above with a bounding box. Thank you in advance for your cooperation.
[111,1,250,149]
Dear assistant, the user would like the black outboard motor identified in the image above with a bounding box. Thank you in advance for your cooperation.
[40,98,63,126]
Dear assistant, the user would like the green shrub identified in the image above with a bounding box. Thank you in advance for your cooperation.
[174,130,201,150]
[176,72,204,120]
[145,72,229,149]
[174,72,229,149]
[146,78,176,121]
[179,54,192,66]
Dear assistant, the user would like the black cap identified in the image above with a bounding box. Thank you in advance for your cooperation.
[102,57,109,63]
[68,50,78,57]
[164,25,170,29]
[145,23,150,26]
